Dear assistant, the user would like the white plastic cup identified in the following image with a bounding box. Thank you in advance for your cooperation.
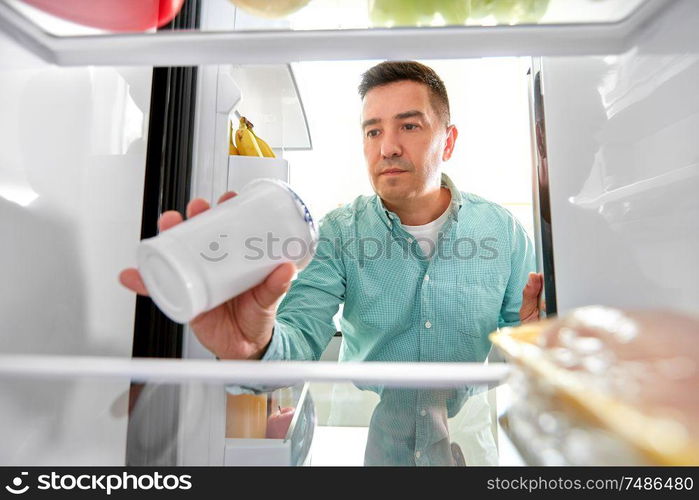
[137,178,318,324]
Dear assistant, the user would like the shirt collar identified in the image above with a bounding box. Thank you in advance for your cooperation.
[375,172,463,227]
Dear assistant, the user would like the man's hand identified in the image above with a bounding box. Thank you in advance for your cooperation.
[519,272,544,324]
[119,192,296,360]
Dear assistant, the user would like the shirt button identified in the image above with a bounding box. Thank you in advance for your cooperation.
[415,451,421,459]
[420,409,427,417]
[424,274,430,281]
[425,321,432,329]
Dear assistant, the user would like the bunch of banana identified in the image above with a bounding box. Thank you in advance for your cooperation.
[232,116,276,158]
[243,117,276,158]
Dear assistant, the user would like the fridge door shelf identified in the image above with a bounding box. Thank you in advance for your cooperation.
[227,155,289,193]
[0,0,677,66]
[224,383,314,466]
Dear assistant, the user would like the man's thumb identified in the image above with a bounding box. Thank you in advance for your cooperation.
[253,262,297,309]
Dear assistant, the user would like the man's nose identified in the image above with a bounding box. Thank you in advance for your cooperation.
[380,131,402,158]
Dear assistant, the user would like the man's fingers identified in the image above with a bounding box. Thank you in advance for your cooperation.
[523,272,543,298]
[217,191,237,204]
[186,193,236,219]
[119,268,149,296]
[520,272,544,322]
[520,303,538,321]
[521,311,540,324]
[158,210,183,232]
[251,262,297,309]
[186,198,211,218]
[164,192,237,229]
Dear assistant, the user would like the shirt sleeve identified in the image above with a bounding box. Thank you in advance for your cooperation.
[498,216,536,328]
[262,214,347,361]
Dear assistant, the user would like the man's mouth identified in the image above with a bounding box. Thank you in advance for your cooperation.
[380,168,407,176]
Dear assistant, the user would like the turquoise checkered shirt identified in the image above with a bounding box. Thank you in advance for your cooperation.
[264,173,535,364]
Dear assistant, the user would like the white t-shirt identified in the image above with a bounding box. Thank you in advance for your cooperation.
[402,206,451,258]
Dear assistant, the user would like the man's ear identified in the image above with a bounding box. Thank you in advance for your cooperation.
[442,125,458,161]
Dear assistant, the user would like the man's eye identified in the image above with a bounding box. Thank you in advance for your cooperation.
[366,129,380,138]
[403,123,419,130]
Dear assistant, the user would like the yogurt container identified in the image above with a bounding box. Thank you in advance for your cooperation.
[138,178,317,323]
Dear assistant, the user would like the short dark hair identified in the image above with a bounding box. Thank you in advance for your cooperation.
[358,61,451,127]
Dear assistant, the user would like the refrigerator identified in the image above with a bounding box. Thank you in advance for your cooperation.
[0,0,697,466]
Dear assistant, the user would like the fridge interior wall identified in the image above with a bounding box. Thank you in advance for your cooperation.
[540,0,699,314]
[0,30,151,463]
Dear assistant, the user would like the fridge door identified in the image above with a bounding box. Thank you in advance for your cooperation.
[527,59,558,317]
[537,0,699,314]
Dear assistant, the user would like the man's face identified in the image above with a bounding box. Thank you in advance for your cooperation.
[361,80,457,204]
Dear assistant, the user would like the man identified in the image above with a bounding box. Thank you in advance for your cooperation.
[120,61,542,464]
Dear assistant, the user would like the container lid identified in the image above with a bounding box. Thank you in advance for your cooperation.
[137,232,208,324]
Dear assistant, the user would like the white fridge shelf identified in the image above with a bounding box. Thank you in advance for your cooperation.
[0,0,676,66]
[0,354,510,388]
